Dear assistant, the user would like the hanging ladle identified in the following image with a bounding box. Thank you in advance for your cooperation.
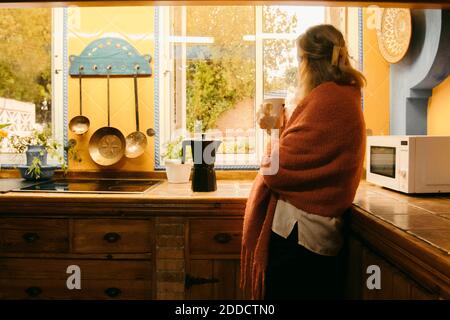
[69,66,90,135]
[125,66,148,158]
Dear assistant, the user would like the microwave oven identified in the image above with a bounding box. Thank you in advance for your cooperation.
[366,136,450,193]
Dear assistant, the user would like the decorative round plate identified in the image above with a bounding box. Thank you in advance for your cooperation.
[377,8,412,64]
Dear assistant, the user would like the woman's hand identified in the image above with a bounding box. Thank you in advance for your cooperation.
[256,104,284,132]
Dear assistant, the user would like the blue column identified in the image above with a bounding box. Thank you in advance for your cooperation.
[390,10,450,135]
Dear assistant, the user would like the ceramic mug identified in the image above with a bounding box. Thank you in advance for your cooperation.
[257,98,285,132]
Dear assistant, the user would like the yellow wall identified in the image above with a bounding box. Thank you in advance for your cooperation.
[427,76,450,135]
[362,8,390,136]
[67,7,155,171]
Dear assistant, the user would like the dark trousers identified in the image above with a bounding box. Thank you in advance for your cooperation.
[265,223,347,300]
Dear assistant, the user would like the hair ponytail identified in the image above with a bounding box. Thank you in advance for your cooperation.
[296,24,366,96]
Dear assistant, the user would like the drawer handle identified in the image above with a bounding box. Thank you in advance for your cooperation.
[103,232,121,243]
[214,232,232,244]
[185,274,219,289]
[105,287,122,298]
[26,286,42,297]
[22,232,40,243]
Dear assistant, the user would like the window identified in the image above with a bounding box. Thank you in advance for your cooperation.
[155,6,356,169]
[0,8,66,167]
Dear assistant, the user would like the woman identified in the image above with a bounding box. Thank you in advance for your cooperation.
[241,24,366,300]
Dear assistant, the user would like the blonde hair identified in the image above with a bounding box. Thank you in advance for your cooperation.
[296,24,366,97]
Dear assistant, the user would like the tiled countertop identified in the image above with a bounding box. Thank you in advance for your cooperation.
[354,181,450,255]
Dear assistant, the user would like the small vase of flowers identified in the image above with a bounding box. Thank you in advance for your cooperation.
[9,124,67,181]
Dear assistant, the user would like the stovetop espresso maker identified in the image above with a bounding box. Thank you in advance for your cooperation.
[181,135,221,192]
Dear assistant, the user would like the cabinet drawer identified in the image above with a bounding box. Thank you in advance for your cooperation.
[73,219,153,253]
[0,218,69,253]
[0,279,152,300]
[0,259,152,300]
[189,219,243,255]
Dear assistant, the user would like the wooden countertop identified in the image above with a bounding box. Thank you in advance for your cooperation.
[0,179,253,202]
[0,178,449,255]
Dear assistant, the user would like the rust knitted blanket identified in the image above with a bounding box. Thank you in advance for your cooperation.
[241,81,366,299]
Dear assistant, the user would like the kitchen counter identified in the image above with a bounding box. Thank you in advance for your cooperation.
[354,181,450,255]
[0,179,449,250]
[352,181,450,299]
[0,179,254,218]
[0,178,449,299]
[1,178,449,253]
[0,179,253,202]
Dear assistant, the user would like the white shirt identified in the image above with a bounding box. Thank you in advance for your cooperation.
[271,199,344,256]
[270,92,344,256]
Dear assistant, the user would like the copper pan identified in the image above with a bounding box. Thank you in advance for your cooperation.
[88,67,125,166]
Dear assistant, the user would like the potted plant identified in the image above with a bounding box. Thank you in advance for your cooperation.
[8,124,72,181]
[162,136,192,184]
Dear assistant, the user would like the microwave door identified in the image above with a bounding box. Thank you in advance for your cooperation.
[368,145,403,191]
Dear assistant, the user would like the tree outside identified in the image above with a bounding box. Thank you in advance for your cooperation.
[183,6,299,133]
[263,6,299,93]
[184,6,255,133]
[0,8,52,124]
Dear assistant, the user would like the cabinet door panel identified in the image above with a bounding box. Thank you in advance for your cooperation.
[187,259,243,300]
[187,260,214,299]
[392,272,412,299]
[213,260,236,299]
[355,240,438,300]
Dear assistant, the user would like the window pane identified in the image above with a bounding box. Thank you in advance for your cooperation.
[263,6,325,95]
[0,8,53,163]
[171,6,257,165]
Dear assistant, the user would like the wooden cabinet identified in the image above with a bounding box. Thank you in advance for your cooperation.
[346,235,440,300]
[0,200,247,300]
[1,193,447,300]
[185,218,246,300]
[0,216,154,300]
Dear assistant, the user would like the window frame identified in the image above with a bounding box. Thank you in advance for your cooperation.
[154,6,364,170]
[0,8,68,168]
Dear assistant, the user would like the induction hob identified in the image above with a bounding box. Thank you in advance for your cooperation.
[15,179,161,194]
